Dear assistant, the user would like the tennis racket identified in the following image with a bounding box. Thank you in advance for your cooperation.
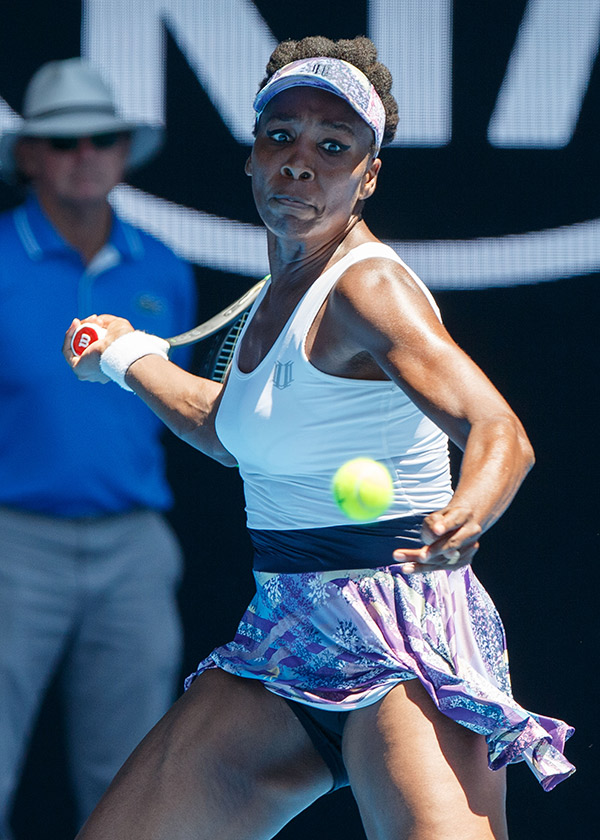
[71,276,268,382]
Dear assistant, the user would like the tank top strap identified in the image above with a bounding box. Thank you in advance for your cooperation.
[231,242,441,376]
[287,242,442,343]
[289,242,398,333]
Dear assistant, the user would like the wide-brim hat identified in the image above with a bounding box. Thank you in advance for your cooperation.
[0,57,164,182]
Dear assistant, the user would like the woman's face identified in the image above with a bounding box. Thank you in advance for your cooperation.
[247,86,381,243]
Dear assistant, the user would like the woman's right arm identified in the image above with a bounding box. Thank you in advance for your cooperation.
[124,354,236,465]
[63,316,238,466]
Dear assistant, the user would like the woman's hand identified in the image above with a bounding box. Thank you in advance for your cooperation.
[62,315,238,465]
[393,506,481,573]
[63,315,134,383]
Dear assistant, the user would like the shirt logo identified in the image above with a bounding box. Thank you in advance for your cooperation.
[135,293,166,316]
[272,361,294,390]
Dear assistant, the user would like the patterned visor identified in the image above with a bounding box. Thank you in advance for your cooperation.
[253,57,386,154]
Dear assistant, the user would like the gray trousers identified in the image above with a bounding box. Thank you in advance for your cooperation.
[0,507,183,838]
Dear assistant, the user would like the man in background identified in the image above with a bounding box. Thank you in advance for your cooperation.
[0,58,197,837]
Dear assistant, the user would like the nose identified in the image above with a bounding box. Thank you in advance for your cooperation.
[74,137,98,157]
[280,163,314,181]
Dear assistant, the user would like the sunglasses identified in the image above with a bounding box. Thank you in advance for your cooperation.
[45,132,128,152]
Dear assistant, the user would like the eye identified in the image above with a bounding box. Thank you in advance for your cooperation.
[320,139,351,154]
[267,129,292,143]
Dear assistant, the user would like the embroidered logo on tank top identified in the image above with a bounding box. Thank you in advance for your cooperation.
[272,361,294,390]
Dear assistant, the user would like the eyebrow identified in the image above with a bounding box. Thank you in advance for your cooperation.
[264,112,356,138]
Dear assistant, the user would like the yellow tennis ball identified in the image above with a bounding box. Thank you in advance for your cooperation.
[332,457,394,521]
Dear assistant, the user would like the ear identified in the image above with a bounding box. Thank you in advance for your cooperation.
[358,156,381,201]
[244,155,252,177]
[14,138,40,180]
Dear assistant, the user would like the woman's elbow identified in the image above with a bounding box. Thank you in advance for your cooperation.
[515,420,535,477]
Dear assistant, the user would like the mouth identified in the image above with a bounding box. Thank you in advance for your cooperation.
[271,194,316,212]
[72,169,103,182]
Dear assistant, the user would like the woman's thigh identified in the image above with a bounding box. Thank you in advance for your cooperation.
[342,679,508,840]
[76,668,334,840]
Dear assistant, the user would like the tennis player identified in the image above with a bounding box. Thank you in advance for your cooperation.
[64,36,574,840]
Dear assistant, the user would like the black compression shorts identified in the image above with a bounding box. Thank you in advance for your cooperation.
[284,698,351,791]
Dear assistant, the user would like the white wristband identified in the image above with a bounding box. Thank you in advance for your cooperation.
[100,331,170,391]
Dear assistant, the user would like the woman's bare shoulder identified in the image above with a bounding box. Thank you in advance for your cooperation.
[332,250,442,332]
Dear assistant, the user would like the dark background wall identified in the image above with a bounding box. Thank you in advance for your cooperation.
[1,2,596,838]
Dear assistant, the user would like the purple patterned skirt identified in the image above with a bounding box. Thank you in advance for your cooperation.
[185,529,574,791]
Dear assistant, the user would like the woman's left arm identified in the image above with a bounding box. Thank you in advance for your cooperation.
[332,261,535,572]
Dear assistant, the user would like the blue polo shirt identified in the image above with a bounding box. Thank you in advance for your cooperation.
[0,194,197,516]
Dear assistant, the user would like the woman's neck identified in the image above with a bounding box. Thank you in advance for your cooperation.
[267,217,375,289]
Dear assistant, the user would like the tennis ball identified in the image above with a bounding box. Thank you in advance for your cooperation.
[332,457,394,521]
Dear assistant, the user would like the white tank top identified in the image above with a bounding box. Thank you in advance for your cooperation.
[216,242,453,530]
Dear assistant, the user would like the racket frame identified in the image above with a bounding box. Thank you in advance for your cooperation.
[166,277,267,347]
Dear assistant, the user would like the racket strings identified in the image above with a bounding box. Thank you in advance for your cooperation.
[210,310,251,382]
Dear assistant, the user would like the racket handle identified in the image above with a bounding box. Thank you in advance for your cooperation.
[71,323,107,356]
